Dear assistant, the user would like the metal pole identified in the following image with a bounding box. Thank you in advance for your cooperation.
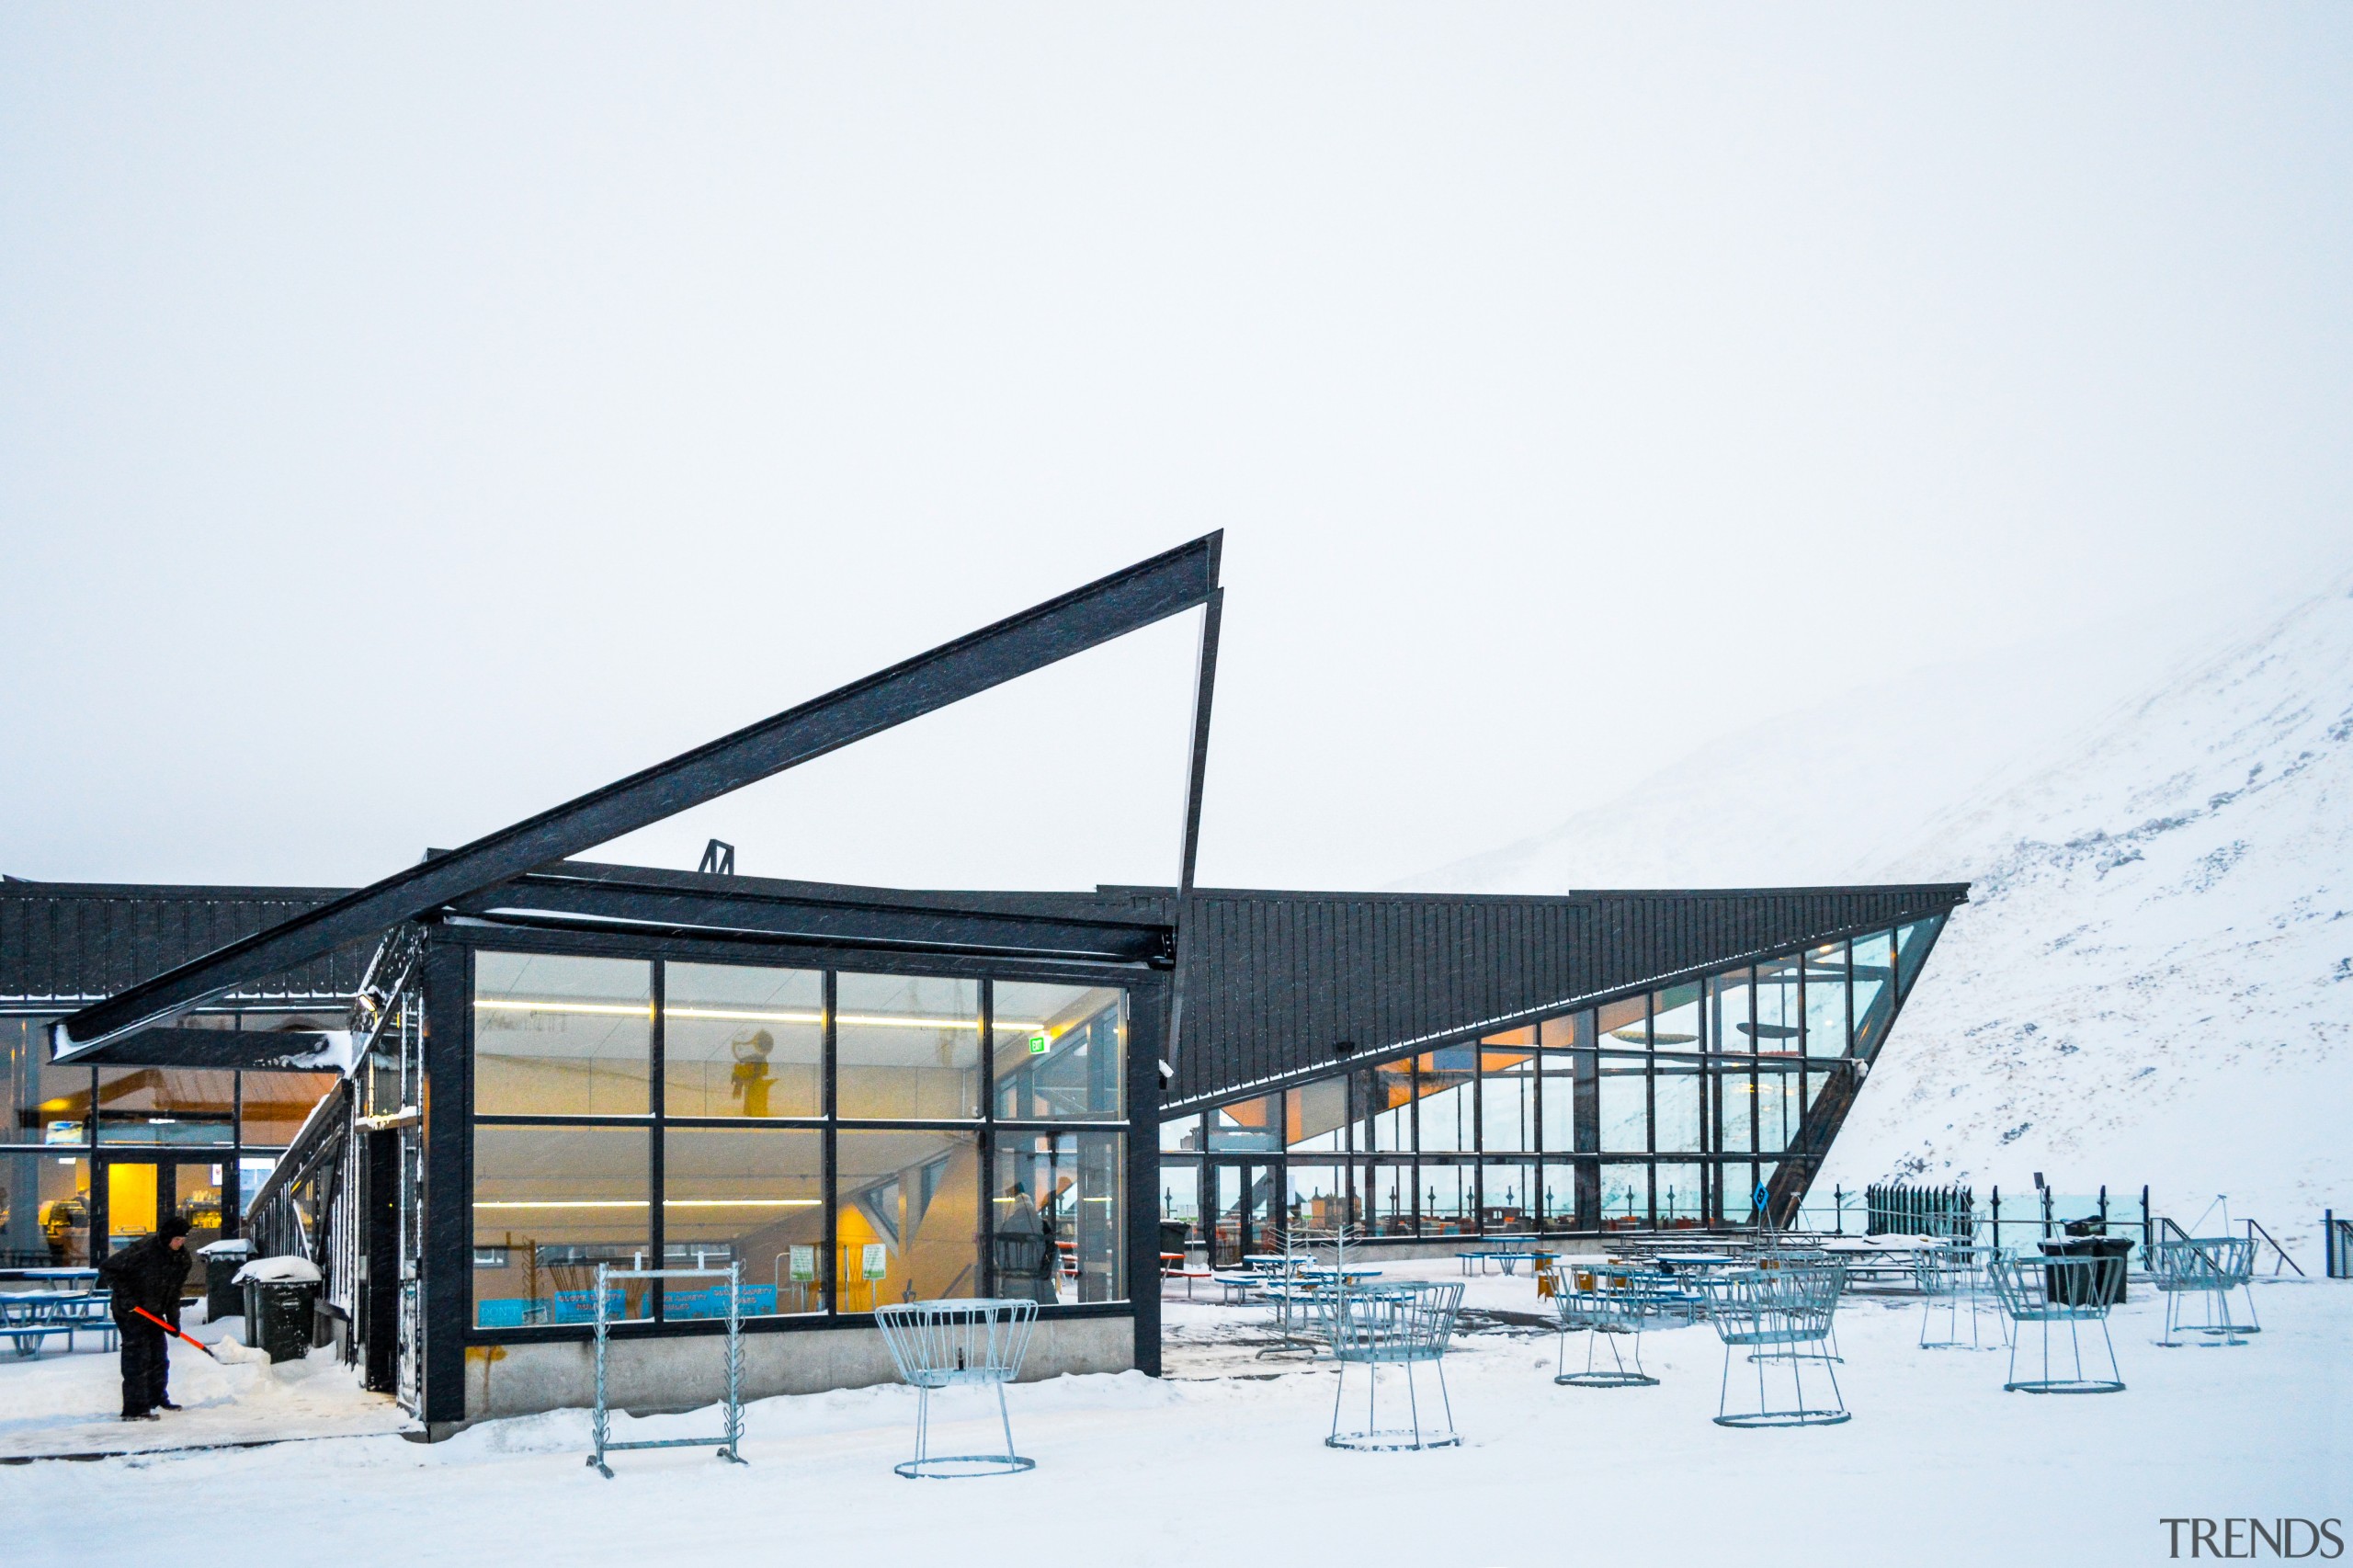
[1991,1187,2000,1254]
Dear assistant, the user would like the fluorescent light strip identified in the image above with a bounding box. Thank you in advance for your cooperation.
[474,998,1061,1035]
[473,1199,821,1210]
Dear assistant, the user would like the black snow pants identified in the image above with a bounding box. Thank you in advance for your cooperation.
[119,1316,169,1414]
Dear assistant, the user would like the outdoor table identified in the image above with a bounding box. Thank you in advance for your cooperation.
[0,1267,100,1291]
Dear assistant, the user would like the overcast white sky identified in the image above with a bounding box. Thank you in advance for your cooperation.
[4,6,2349,895]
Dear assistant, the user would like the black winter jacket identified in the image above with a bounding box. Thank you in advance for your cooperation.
[99,1233,192,1324]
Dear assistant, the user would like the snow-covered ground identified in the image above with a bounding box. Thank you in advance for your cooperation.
[1404,575,2353,1256]
[4,1268,2342,1568]
[0,1313,412,1460]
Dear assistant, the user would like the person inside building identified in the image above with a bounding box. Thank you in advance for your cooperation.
[98,1215,192,1421]
[728,1028,776,1118]
[993,1181,1060,1304]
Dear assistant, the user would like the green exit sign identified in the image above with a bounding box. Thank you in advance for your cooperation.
[1028,1034,1050,1056]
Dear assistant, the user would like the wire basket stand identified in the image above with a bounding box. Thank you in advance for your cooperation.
[1914,1243,2008,1352]
[1544,1263,1695,1388]
[1699,1264,1849,1427]
[585,1258,747,1478]
[872,1297,1040,1478]
[2148,1237,2256,1348]
[1324,1280,1463,1451]
[1986,1253,2125,1393]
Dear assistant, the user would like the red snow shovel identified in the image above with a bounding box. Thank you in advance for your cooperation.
[131,1305,226,1361]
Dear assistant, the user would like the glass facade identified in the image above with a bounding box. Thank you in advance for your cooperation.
[1156,917,1943,1237]
[469,949,1131,1331]
[0,1015,346,1268]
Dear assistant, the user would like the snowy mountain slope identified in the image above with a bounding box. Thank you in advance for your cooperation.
[1394,602,2245,893]
[1818,580,2353,1245]
[1406,575,2353,1248]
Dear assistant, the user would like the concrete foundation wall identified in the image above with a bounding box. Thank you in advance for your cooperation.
[458,1313,1135,1427]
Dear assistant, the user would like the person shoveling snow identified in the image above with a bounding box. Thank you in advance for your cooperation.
[96,1216,193,1421]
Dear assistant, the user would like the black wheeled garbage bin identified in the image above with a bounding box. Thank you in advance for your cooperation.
[199,1239,253,1324]
[242,1273,324,1363]
[2040,1234,2131,1306]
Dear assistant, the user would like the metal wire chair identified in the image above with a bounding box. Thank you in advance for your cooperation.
[1699,1264,1849,1427]
[1986,1254,2125,1393]
[872,1298,1040,1478]
[1914,1243,2008,1352]
[2148,1237,2256,1348]
[1544,1263,1700,1388]
[1324,1280,1463,1450]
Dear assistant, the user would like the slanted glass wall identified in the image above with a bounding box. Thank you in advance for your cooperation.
[466,950,1131,1331]
[1157,917,1945,1239]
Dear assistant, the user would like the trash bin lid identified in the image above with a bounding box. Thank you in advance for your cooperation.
[198,1238,256,1256]
[233,1255,324,1285]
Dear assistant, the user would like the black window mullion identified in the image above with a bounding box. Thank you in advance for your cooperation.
[649,961,665,1317]
[979,977,995,1298]
[822,969,837,1316]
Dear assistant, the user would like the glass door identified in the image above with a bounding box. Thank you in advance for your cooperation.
[1211,1163,1269,1267]
[97,1155,225,1297]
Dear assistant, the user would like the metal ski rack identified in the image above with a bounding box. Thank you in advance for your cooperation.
[585,1256,748,1478]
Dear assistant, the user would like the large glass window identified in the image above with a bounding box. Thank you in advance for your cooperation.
[1714,1065,1756,1155]
[95,1069,235,1145]
[1414,1050,1475,1153]
[995,1131,1124,1303]
[1421,1164,1472,1235]
[1651,983,1701,1050]
[1756,1060,1802,1153]
[1895,918,1942,1000]
[238,1071,342,1148]
[1656,1163,1705,1228]
[1365,1064,1412,1152]
[1654,1057,1703,1153]
[1283,1163,1349,1232]
[661,1128,825,1316]
[1803,941,1849,1058]
[472,1125,652,1327]
[1753,958,1802,1054]
[1479,1037,1536,1153]
[4,1023,94,1145]
[837,973,980,1119]
[1597,1056,1648,1153]
[1540,1161,1586,1231]
[1358,1163,1413,1236]
[1597,994,1648,1051]
[1208,1096,1280,1152]
[664,962,824,1119]
[1160,1160,1202,1253]
[1708,967,1754,1055]
[0,1153,92,1266]
[1600,1164,1649,1229]
[473,952,652,1117]
[839,1129,981,1308]
[1160,1115,1204,1153]
[1483,1161,1538,1233]
[1284,1077,1351,1153]
[1852,932,1896,1058]
[994,983,1124,1121]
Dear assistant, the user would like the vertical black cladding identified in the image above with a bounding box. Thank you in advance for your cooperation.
[1165,885,1968,1106]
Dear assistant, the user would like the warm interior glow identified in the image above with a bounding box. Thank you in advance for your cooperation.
[473,998,1057,1034]
[473,1199,821,1210]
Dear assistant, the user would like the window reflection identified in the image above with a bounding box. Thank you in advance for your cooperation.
[1803,941,1849,1059]
[474,952,652,1117]
[840,1129,981,1307]
[994,983,1124,1121]
[837,973,980,1120]
[473,1125,652,1326]
[665,963,823,1119]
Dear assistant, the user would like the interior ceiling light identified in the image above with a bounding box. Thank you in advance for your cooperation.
[473,997,1060,1035]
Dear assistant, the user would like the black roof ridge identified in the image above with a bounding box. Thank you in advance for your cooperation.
[1094,881,1972,903]
[0,881,355,901]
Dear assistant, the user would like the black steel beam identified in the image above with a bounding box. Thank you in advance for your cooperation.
[453,878,1173,964]
[63,1026,335,1070]
[55,533,1222,1053]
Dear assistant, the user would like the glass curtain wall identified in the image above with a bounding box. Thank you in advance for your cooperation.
[469,951,1130,1331]
[1156,917,1944,1238]
[0,1017,345,1267]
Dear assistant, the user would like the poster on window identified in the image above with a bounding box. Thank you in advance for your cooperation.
[861,1242,888,1280]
